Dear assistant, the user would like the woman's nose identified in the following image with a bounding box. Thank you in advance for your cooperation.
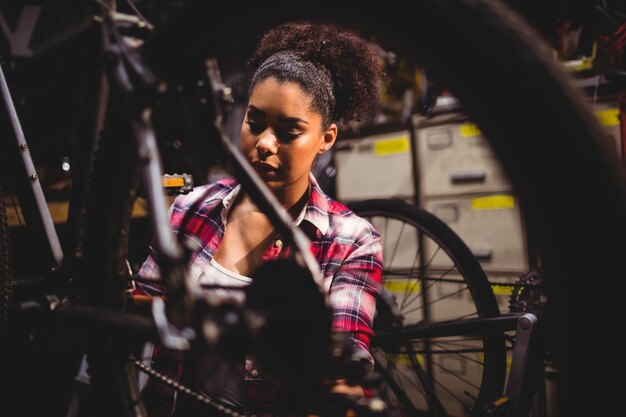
[256,133,278,157]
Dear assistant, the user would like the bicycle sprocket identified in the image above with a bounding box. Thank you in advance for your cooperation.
[508,267,549,313]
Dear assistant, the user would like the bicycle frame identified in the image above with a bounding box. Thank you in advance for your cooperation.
[0,63,62,272]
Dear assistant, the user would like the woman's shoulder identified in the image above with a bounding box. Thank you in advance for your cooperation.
[172,177,237,209]
[168,177,238,230]
[324,196,380,241]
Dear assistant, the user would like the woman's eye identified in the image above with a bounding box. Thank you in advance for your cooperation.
[245,119,263,133]
[278,130,301,142]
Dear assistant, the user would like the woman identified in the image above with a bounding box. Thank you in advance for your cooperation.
[137,21,385,417]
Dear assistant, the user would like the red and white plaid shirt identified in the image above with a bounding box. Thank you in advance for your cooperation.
[135,174,382,414]
[137,173,382,353]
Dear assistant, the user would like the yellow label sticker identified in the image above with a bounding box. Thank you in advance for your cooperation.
[460,123,481,137]
[594,108,620,127]
[373,137,409,156]
[7,201,69,226]
[563,58,594,72]
[6,204,25,227]
[384,280,421,293]
[471,195,515,210]
[389,353,424,365]
[494,397,510,406]
[491,284,513,296]
[7,199,149,227]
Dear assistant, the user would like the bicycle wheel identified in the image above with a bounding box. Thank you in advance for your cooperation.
[348,198,505,417]
[0,181,10,345]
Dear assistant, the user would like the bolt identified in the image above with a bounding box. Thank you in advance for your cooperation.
[519,317,532,330]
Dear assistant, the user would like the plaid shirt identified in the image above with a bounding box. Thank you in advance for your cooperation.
[136,174,382,413]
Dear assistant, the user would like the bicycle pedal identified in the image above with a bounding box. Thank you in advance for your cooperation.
[480,395,516,416]
[162,173,194,195]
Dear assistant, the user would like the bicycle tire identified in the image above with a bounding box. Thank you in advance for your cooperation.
[149,1,626,413]
[75,84,150,417]
[348,198,505,417]
[0,181,11,345]
[13,0,622,416]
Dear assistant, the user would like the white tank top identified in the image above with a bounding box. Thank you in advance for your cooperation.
[192,258,252,303]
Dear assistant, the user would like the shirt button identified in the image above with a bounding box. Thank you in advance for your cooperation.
[274,239,283,248]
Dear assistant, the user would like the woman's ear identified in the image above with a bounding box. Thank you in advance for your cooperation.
[319,123,338,154]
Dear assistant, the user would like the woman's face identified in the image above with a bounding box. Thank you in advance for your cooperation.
[241,77,337,195]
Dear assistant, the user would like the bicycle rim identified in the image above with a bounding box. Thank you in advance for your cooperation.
[348,198,505,417]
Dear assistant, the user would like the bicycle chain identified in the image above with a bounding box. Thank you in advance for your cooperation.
[131,357,245,417]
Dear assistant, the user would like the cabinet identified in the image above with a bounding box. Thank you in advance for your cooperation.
[412,111,530,310]
[334,129,415,203]
[333,102,623,311]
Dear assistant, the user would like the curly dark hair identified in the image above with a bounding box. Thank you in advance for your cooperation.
[247,21,385,127]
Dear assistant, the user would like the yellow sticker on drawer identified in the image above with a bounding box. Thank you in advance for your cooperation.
[471,195,515,210]
[491,284,513,296]
[384,280,421,293]
[594,108,619,126]
[390,353,424,365]
[460,123,481,137]
[373,137,409,156]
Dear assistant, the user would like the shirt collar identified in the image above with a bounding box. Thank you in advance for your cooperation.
[210,174,330,236]
[301,173,330,236]
[217,183,242,225]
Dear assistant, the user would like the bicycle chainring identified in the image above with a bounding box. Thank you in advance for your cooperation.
[508,267,549,313]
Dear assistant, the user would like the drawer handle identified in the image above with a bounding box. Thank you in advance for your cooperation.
[450,170,486,183]
[471,247,493,261]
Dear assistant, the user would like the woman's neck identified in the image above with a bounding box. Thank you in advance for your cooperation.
[239,183,310,221]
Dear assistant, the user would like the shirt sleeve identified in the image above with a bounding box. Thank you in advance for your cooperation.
[132,197,180,297]
[132,246,165,297]
[328,223,383,364]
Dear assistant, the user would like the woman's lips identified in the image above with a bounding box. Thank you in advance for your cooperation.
[252,161,278,175]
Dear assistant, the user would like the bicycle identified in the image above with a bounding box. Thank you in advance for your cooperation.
[1,1,625,417]
[0,4,385,417]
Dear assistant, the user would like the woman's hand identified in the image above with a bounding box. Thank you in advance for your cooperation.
[306,379,364,417]
[330,379,364,397]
